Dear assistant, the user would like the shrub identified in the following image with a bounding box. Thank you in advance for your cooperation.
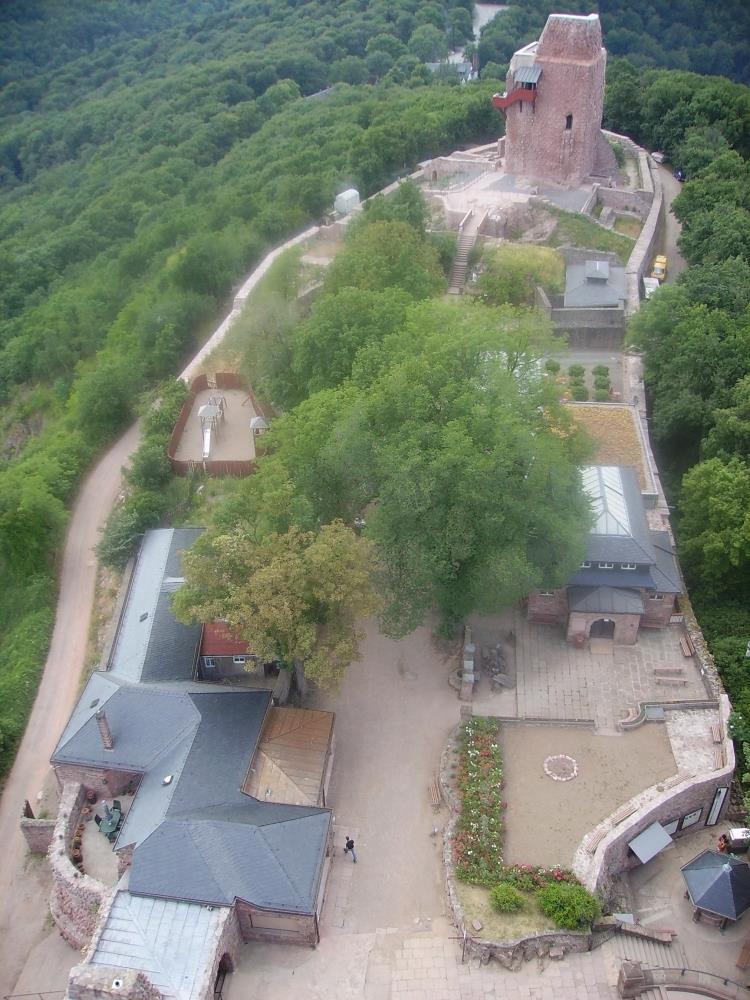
[490,883,524,913]
[537,883,601,929]
[568,374,585,386]
[571,385,589,401]
[593,376,611,391]
[592,364,609,377]
[544,359,561,375]
[453,717,505,884]
[568,364,585,377]
[594,389,611,402]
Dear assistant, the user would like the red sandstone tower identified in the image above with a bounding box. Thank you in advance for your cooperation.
[493,13,616,186]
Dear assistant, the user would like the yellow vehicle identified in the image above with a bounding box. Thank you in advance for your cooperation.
[651,254,668,282]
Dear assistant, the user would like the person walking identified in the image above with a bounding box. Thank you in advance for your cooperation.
[343,836,357,863]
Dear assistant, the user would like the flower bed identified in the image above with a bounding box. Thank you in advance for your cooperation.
[453,717,505,884]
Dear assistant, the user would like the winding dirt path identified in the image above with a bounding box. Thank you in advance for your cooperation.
[0,422,141,996]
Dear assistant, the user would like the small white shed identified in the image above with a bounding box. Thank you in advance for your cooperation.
[334,188,360,216]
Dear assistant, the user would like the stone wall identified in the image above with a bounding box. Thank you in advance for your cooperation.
[573,695,734,904]
[596,186,653,221]
[54,763,142,800]
[193,907,244,1000]
[49,782,112,950]
[566,611,640,645]
[235,902,318,946]
[505,14,609,186]
[67,966,161,1000]
[21,815,56,853]
[527,589,568,625]
[639,592,675,628]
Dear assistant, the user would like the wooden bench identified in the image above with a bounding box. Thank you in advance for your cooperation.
[587,828,607,854]
[656,676,688,686]
[714,747,727,770]
[737,935,750,970]
[679,634,695,657]
[429,778,442,810]
[654,666,685,677]
[711,721,724,744]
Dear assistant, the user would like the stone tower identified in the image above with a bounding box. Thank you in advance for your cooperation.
[492,13,616,186]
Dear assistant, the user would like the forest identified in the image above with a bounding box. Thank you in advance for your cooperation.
[0,0,749,776]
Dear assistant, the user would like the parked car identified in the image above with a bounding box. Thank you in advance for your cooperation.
[650,151,666,164]
[674,167,686,182]
[651,255,668,282]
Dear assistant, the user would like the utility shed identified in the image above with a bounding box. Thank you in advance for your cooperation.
[334,188,360,215]
[564,259,626,307]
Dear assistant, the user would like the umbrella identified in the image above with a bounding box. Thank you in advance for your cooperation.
[681,849,750,921]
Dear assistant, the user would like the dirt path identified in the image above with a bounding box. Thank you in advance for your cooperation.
[0,421,141,997]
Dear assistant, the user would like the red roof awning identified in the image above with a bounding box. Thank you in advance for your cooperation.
[201,621,250,657]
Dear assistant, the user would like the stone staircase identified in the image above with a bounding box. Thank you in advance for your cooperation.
[448,212,484,294]
[603,924,689,970]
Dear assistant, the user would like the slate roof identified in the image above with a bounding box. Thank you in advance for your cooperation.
[109,528,203,684]
[650,531,681,594]
[564,261,626,308]
[90,890,223,1000]
[568,585,644,615]
[568,566,654,589]
[514,63,542,84]
[53,671,331,915]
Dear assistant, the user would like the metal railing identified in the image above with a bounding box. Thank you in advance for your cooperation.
[643,964,750,999]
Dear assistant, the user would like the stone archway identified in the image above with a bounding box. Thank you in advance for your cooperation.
[589,618,615,639]
[214,953,234,999]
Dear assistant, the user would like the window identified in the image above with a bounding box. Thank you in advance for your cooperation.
[204,657,215,669]
[233,655,247,664]
[598,562,614,570]
[565,113,573,130]
[539,590,554,597]
[620,563,637,571]
[580,561,591,568]
[649,593,664,601]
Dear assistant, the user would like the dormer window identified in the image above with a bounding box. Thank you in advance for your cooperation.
[598,562,614,570]
[565,114,573,130]
[621,563,637,571]
[580,561,591,568]
[539,590,554,597]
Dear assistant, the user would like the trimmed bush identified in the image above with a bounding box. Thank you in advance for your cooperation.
[490,883,524,913]
[544,359,561,375]
[568,374,586,386]
[568,364,585,377]
[571,385,589,401]
[593,376,611,391]
[537,882,601,929]
[592,364,610,377]
[594,389,611,402]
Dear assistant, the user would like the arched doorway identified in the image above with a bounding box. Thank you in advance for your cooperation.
[590,618,615,639]
[214,953,233,999]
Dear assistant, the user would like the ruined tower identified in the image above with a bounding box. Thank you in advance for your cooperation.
[492,13,616,186]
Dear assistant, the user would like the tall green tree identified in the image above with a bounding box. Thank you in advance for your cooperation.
[173,521,381,689]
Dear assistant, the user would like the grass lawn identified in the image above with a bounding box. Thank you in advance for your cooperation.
[542,206,635,264]
[613,215,643,239]
[457,882,557,941]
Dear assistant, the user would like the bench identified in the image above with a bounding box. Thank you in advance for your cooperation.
[429,778,442,810]
[653,666,685,677]
[714,747,727,770]
[737,935,750,970]
[656,676,688,686]
[587,828,607,854]
[711,721,724,744]
[679,634,695,657]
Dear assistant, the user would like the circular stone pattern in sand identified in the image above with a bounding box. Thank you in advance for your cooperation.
[543,754,578,782]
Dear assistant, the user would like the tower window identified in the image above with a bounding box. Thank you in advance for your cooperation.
[565,114,573,130]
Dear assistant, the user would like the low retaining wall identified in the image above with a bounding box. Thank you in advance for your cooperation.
[574,695,734,906]
[49,782,112,951]
[21,815,56,854]
[438,727,600,967]
[596,185,653,221]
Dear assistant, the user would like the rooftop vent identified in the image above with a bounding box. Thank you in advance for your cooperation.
[162,775,173,786]
[139,612,149,622]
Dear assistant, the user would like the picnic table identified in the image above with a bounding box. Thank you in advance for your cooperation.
[100,808,121,839]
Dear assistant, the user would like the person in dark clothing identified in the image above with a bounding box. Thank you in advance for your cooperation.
[344,836,357,862]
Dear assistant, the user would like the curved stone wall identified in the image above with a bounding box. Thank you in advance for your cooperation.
[49,782,112,951]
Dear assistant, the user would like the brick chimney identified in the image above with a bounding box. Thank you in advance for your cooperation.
[95,709,114,751]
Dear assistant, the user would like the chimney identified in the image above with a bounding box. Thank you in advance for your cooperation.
[96,709,114,751]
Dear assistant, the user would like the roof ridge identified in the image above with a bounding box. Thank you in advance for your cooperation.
[254,749,313,804]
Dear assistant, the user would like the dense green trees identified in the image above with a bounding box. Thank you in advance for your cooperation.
[477,1,750,86]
